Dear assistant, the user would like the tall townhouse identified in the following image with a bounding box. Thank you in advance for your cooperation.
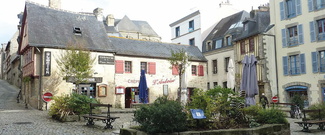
[233,6,277,101]
[170,10,202,51]
[110,37,207,108]
[4,31,21,88]
[270,0,325,106]
[203,11,249,90]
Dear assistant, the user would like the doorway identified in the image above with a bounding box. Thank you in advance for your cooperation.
[125,87,139,108]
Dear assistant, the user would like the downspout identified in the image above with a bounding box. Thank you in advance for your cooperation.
[261,34,278,97]
[36,47,43,110]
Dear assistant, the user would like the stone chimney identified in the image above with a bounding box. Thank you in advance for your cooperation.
[258,3,270,11]
[93,8,104,21]
[49,0,61,9]
[106,14,115,26]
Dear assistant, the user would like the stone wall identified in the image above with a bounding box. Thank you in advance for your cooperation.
[120,124,290,135]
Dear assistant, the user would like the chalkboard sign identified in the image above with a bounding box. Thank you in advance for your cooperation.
[98,55,114,65]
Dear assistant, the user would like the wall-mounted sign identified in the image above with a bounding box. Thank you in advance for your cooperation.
[115,86,125,94]
[98,84,107,97]
[98,55,114,65]
[44,51,51,76]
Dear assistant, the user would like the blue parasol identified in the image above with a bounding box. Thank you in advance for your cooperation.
[138,70,148,103]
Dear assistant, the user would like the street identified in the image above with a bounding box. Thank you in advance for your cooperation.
[1,79,325,135]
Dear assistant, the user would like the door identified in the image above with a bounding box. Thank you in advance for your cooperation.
[125,88,132,108]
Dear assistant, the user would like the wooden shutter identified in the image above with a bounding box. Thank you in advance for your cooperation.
[280,2,285,20]
[198,65,204,76]
[312,52,318,73]
[283,56,288,76]
[115,60,124,73]
[308,0,314,12]
[296,0,302,15]
[300,53,306,74]
[298,24,304,44]
[310,21,316,42]
[148,62,156,74]
[172,65,179,75]
[281,28,287,48]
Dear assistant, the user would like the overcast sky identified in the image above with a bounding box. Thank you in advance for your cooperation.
[0,0,269,46]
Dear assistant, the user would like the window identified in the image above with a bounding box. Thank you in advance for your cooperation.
[225,57,230,72]
[212,59,217,74]
[213,82,218,88]
[73,27,82,35]
[287,26,298,46]
[192,65,197,75]
[310,19,325,42]
[189,38,195,46]
[249,38,254,52]
[215,39,222,49]
[226,36,232,46]
[189,20,194,32]
[318,19,325,40]
[175,26,180,37]
[309,0,325,11]
[281,24,304,47]
[240,41,246,54]
[125,61,132,73]
[280,0,301,20]
[312,50,325,73]
[282,54,305,75]
[141,62,147,72]
[206,41,212,51]
[207,82,210,90]
[223,81,227,88]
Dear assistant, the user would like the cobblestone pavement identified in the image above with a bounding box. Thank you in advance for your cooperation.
[1,79,325,135]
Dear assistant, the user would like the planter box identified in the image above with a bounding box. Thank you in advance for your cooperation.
[120,124,290,135]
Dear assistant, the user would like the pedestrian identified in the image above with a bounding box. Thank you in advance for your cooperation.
[260,93,268,109]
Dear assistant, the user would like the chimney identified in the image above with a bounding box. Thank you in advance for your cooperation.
[106,14,115,26]
[49,0,61,9]
[258,4,270,11]
[93,8,104,21]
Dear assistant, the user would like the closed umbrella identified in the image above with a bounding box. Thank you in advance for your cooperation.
[246,54,259,105]
[240,55,249,91]
[138,70,148,103]
[227,58,235,89]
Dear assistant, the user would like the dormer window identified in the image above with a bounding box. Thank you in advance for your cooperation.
[73,27,82,35]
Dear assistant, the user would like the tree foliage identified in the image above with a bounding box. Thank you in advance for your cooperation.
[56,42,95,84]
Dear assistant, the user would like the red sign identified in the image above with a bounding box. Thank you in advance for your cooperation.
[42,92,53,102]
[272,96,278,103]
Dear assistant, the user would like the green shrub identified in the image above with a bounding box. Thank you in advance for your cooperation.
[49,93,99,120]
[308,102,325,120]
[134,96,187,134]
[256,108,288,124]
[290,94,304,110]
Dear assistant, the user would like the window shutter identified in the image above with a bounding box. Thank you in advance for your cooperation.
[172,65,179,75]
[283,56,288,76]
[280,2,285,20]
[298,24,304,44]
[300,53,306,74]
[148,62,156,74]
[281,28,287,48]
[198,65,204,76]
[308,0,314,12]
[296,0,301,15]
[310,21,316,42]
[312,52,318,73]
[115,60,124,73]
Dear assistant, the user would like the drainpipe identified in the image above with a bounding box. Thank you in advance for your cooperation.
[36,47,43,110]
[261,34,278,97]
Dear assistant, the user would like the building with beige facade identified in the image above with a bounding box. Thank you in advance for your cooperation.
[16,2,207,110]
[270,0,325,106]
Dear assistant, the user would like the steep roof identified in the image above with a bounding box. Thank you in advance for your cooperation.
[109,37,207,62]
[234,10,270,41]
[24,2,115,53]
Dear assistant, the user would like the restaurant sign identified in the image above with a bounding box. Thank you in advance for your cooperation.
[44,51,51,76]
[98,55,114,65]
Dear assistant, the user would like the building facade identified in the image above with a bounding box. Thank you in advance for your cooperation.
[203,11,249,90]
[270,0,325,106]
[4,31,21,88]
[170,10,202,51]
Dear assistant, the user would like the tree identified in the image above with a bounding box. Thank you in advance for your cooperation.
[56,41,95,87]
[168,48,191,101]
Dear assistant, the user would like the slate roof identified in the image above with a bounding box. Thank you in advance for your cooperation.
[109,37,207,62]
[106,16,159,37]
[202,10,249,52]
[233,10,270,41]
[24,2,115,53]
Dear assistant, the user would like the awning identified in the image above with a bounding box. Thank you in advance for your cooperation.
[285,85,308,92]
